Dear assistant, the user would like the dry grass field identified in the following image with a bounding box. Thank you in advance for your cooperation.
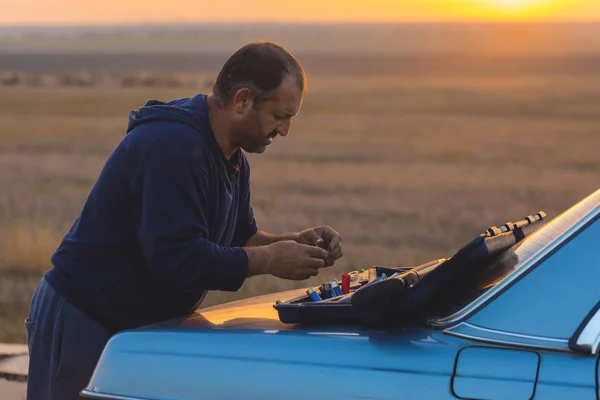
[1,25,600,343]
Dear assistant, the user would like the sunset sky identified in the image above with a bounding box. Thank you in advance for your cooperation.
[3,0,600,25]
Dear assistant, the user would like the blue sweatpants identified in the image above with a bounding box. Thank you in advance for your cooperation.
[25,277,111,399]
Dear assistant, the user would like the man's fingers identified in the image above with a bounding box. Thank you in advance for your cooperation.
[321,245,342,267]
[308,258,326,269]
[327,246,343,261]
[302,229,322,246]
[328,236,341,252]
[321,227,341,251]
[302,244,328,259]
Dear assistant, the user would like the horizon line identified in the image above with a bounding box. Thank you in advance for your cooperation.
[2,19,600,29]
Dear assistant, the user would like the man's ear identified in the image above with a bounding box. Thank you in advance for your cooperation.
[232,88,254,114]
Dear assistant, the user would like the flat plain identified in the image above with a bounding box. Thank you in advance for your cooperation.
[1,23,600,343]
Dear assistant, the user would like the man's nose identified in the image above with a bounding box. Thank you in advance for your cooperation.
[278,121,291,136]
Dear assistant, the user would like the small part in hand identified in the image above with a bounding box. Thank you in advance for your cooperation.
[316,238,326,249]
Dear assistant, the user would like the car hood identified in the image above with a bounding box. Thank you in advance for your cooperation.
[86,289,465,400]
[146,288,316,332]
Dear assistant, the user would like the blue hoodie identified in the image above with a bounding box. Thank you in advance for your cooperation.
[45,94,258,334]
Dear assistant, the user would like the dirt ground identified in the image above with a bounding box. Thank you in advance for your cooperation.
[3,70,600,343]
[0,380,26,400]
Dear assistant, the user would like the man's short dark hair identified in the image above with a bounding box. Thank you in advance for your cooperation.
[213,41,306,107]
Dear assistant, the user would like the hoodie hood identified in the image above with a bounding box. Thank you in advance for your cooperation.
[126,94,210,135]
[126,93,243,176]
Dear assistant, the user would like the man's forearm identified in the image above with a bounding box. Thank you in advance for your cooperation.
[244,246,273,277]
[245,230,299,247]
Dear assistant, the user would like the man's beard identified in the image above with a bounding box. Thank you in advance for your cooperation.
[233,114,274,154]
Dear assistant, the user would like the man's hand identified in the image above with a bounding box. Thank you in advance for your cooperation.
[296,226,343,267]
[268,241,329,280]
[245,241,328,280]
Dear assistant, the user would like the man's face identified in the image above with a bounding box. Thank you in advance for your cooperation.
[231,75,303,154]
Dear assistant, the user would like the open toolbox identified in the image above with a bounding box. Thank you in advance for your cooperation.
[273,211,547,327]
[273,260,444,326]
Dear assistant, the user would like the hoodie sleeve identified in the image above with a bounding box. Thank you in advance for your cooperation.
[135,135,249,292]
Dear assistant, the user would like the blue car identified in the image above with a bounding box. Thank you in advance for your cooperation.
[80,188,600,400]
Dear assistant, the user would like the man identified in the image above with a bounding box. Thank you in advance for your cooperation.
[25,41,343,399]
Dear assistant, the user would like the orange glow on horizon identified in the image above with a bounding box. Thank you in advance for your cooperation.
[1,0,599,26]
[455,0,586,20]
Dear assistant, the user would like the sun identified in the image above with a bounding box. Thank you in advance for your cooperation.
[491,0,537,9]
[475,0,567,18]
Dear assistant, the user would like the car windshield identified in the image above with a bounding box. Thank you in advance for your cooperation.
[423,189,600,320]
